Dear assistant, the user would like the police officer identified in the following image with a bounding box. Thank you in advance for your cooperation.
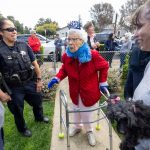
[0,72,11,149]
[0,18,49,137]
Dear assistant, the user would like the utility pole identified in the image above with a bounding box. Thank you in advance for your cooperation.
[114,13,118,35]
[78,15,82,29]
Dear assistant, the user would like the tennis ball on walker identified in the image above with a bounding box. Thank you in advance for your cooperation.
[58,133,64,139]
[96,124,101,130]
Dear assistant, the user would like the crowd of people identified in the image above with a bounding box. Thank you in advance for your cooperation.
[0,0,150,149]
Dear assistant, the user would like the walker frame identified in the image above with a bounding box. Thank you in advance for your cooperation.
[58,89,113,150]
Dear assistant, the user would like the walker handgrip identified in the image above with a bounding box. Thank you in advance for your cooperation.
[100,87,110,99]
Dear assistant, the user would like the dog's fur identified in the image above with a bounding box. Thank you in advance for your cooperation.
[107,100,150,150]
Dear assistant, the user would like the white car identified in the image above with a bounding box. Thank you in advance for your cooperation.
[17,34,56,60]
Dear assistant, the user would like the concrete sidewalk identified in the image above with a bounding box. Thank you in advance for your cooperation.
[50,73,121,150]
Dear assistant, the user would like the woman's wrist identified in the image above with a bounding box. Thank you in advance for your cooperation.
[36,77,42,82]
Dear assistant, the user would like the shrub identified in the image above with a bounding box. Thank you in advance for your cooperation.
[108,69,121,93]
[40,64,57,100]
[121,54,130,81]
[99,44,105,51]
[40,46,44,62]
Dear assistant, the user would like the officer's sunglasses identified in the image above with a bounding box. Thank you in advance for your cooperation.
[2,27,17,32]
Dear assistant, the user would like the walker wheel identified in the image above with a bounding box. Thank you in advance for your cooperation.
[95,124,101,130]
[58,132,65,139]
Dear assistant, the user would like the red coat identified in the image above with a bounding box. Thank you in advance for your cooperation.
[28,36,41,52]
[56,50,109,107]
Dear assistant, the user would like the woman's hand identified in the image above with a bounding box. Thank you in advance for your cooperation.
[0,90,11,102]
[36,80,43,92]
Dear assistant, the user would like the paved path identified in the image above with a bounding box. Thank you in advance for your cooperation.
[50,63,121,150]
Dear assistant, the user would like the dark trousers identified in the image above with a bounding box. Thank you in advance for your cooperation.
[120,53,126,68]
[0,128,4,150]
[55,47,62,61]
[105,52,115,67]
[7,81,44,132]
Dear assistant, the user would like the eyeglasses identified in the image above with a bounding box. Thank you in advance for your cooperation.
[2,27,17,32]
[67,38,81,42]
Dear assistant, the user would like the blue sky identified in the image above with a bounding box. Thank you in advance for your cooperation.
[0,0,127,29]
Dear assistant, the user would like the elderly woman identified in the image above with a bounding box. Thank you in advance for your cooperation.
[48,28,109,146]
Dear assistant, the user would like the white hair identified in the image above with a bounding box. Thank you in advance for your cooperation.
[30,30,36,34]
[125,32,132,40]
[68,28,87,42]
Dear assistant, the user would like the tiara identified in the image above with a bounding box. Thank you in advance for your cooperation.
[67,21,81,29]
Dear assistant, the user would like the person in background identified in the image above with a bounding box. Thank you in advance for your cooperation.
[0,18,49,137]
[124,46,150,100]
[119,33,132,68]
[28,30,41,57]
[28,30,42,66]
[47,23,109,146]
[54,34,62,61]
[84,21,100,50]
[105,33,118,67]
[125,0,150,149]
[0,73,11,150]
[64,37,68,50]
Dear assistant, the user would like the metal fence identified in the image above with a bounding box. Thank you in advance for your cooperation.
[36,50,131,72]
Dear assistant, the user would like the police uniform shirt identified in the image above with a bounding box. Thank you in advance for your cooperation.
[0,40,35,72]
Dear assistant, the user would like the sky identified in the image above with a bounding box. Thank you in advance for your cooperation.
[0,0,127,29]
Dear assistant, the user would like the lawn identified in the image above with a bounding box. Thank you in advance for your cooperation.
[3,99,55,150]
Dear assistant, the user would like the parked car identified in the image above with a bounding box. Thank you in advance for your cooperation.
[95,32,111,44]
[17,34,58,61]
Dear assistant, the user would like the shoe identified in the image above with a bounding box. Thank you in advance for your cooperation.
[43,117,49,123]
[69,128,81,137]
[21,129,32,137]
[35,117,49,123]
[87,131,96,146]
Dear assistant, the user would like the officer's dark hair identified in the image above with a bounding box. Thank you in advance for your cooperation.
[0,18,8,40]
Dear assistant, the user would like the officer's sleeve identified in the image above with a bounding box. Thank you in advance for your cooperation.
[26,44,36,62]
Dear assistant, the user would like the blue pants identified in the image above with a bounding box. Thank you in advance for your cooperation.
[120,53,126,68]
[7,81,44,132]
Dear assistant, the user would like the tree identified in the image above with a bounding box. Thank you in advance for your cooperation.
[0,12,3,20]
[90,3,115,31]
[24,26,31,34]
[7,16,24,34]
[36,18,47,26]
[119,0,147,31]
[36,22,58,37]
[36,18,58,27]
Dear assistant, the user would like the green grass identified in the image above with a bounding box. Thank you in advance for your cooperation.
[3,99,55,150]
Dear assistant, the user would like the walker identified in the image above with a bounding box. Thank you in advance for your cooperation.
[58,89,113,150]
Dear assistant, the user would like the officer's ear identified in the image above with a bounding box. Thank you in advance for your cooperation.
[0,31,3,38]
[0,31,2,36]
